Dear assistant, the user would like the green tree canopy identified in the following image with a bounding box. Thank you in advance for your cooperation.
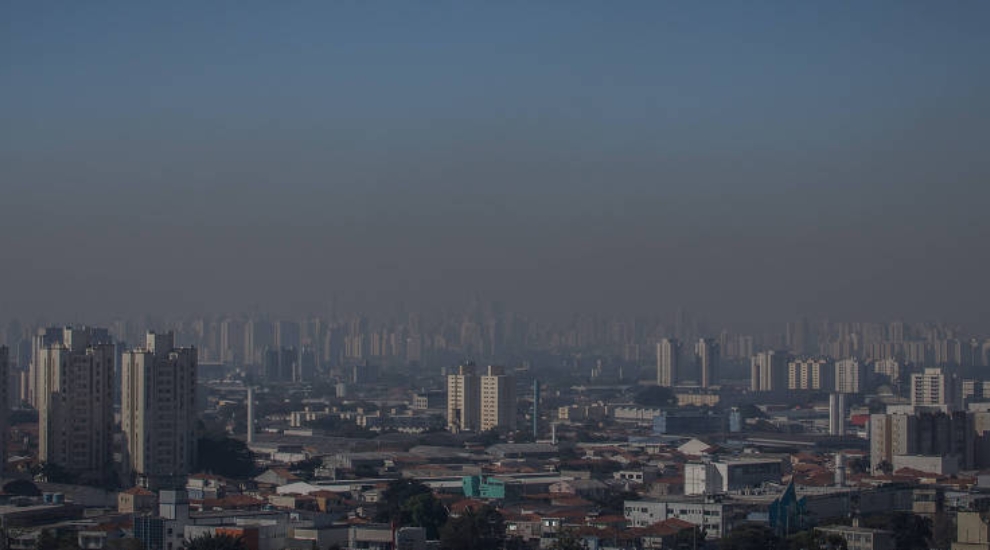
[196,436,257,479]
[401,492,449,539]
[718,523,782,550]
[375,479,433,523]
[440,505,505,550]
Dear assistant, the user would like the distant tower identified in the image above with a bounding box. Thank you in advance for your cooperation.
[829,393,846,436]
[657,339,680,387]
[532,379,540,440]
[247,386,255,444]
[695,338,720,388]
[834,452,846,487]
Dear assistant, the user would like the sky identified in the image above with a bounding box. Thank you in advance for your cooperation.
[2,2,989,328]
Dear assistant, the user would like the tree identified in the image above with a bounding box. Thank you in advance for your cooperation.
[549,529,586,550]
[181,533,249,550]
[634,386,676,407]
[4,479,41,496]
[718,523,781,550]
[861,512,931,550]
[401,492,449,540]
[440,505,505,550]
[375,479,433,524]
[196,436,257,479]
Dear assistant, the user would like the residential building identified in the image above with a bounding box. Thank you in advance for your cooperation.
[37,327,115,485]
[835,358,863,394]
[788,358,834,391]
[912,368,958,408]
[447,364,480,432]
[695,338,719,388]
[750,350,788,392]
[869,408,973,474]
[684,458,782,495]
[480,365,516,431]
[656,338,680,388]
[953,511,990,550]
[121,332,198,490]
[817,524,895,550]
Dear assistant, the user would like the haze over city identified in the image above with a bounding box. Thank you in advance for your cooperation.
[3,2,989,328]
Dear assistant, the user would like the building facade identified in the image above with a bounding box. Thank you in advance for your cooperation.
[480,365,516,432]
[37,327,115,484]
[121,332,198,490]
[656,338,680,388]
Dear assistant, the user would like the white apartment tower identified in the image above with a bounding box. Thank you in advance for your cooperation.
[38,327,115,484]
[447,364,480,432]
[834,358,863,394]
[481,365,516,432]
[750,350,788,392]
[656,338,680,387]
[121,332,198,489]
[911,367,957,408]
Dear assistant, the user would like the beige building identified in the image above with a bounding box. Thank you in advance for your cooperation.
[38,327,115,485]
[656,338,679,387]
[447,364,480,432]
[787,358,834,390]
[481,365,516,432]
[954,511,990,550]
[121,332,198,490]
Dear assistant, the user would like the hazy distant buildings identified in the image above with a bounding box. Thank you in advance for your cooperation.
[447,364,480,432]
[656,339,680,387]
[750,350,788,392]
[873,358,901,385]
[38,327,115,485]
[121,332,198,489]
[480,365,516,432]
[695,338,719,388]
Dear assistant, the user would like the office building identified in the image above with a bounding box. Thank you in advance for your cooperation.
[695,338,719,388]
[911,368,957,408]
[750,350,788,392]
[38,327,115,484]
[656,338,680,387]
[121,332,198,490]
[870,409,973,475]
[480,365,516,432]
[447,364,480,432]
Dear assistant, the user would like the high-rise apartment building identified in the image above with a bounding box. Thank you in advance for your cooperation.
[870,408,972,474]
[121,332,198,490]
[656,338,680,387]
[787,358,834,391]
[750,350,788,392]
[911,368,957,408]
[38,327,115,484]
[695,338,719,388]
[447,364,480,432]
[873,358,901,384]
[0,346,7,475]
[834,358,863,394]
[480,365,516,432]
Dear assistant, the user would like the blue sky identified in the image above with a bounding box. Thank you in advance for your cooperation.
[2,2,988,325]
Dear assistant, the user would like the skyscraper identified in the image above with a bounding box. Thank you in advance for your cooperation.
[38,327,115,484]
[656,338,680,387]
[481,365,516,432]
[447,364,480,432]
[121,332,198,489]
[695,338,719,388]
